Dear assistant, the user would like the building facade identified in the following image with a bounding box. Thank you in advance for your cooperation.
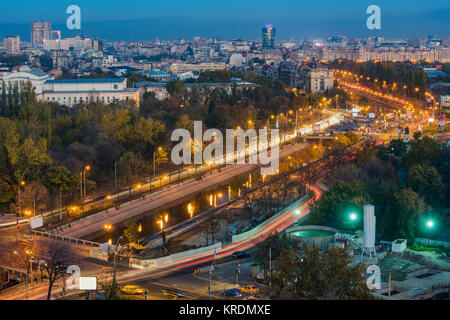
[0,70,52,95]
[168,62,227,74]
[305,68,334,93]
[3,36,20,54]
[321,47,450,62]
[262,24,276,50]
[31,22,52,48]
[38,78,141,106]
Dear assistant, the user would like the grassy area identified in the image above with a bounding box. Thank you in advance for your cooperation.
[423,122,450,134]
[409,243,448,255]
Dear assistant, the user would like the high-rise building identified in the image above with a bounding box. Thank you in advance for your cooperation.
[262,24,276,50]
[3,36,20,54]
[31,22,52,47]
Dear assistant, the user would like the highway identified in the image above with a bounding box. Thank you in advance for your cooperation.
[0,184,323,300]
[116,185,323,283]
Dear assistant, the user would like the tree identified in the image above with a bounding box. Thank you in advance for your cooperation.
[176,114,194,134]
[271,247,373,300]
[309,180,371,228]
[11,137,52,182]
[43,166,78,219]
[405,164,446,207]
[255,233,290,279]
[123,219,139,244]
[200,219,221,246]
[39,54,53,71]
[0,176,14,205]
[198,70,232,83]
[401,136,440,170]
[388,139,407,157]
[383,188,426,241]
[166,79,185,100]
[40,241,76,300]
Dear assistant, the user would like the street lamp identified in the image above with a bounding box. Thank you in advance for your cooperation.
[18,181,25,217]
[112,235,123,295]
[153,147,163,177]
[425,219,435,229]
[80,165,91,209]
[83,165,90,198]
[187,203,195,218]
[14,250,28,300]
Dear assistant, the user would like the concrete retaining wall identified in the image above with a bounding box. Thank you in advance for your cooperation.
[231,194,310,243]
[129,242,223,269]
[89,248,108,261]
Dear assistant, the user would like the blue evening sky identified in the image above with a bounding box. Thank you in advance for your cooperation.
[0,0,449,41]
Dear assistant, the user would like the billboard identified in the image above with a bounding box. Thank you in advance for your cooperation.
[30,215,43,229]
[79,277,97,290]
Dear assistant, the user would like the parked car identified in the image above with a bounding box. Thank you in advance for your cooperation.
[120,285,145,295]
[223,288,242,297]
[240,285,260,294]
[232,251,250,259]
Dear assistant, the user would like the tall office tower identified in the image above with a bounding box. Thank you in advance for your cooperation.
[262,24,276,50]
[31,22,52,47]
[3,36,20,54]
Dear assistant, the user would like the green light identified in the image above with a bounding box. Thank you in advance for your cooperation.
[350,213,357,221]
[426,220,434,228]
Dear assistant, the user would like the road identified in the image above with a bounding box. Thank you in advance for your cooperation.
[0,183,323,300]
[53,141,316,240]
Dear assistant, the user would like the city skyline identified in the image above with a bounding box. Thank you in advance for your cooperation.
[0,0,449,41]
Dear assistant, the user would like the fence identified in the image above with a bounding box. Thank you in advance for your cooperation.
[29,230,101,247]
[414,238,450,250]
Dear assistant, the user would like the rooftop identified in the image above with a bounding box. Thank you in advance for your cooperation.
[46,78,125,84]
[147,70,170,76]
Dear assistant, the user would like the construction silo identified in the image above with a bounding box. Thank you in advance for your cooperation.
[362,204,377,258]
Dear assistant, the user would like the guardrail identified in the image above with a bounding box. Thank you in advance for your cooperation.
[29,230,101,247]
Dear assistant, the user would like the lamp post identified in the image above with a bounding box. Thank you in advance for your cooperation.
[18,181,25,218]
[14,250,28,300]
[153,147,162,178]
[112,235,123,295]
[208,251,217,300]
[83,165,90,198]
[80,165,91,212]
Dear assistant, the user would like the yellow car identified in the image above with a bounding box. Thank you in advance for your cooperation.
[120,285,146,295]
[240,285,259,294]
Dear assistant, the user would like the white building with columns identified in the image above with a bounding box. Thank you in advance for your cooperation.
[0,70,52,95]
[38,78,141,106]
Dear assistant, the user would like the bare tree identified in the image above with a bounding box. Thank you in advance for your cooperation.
[200,219,221,246]
[39,240,77,300]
